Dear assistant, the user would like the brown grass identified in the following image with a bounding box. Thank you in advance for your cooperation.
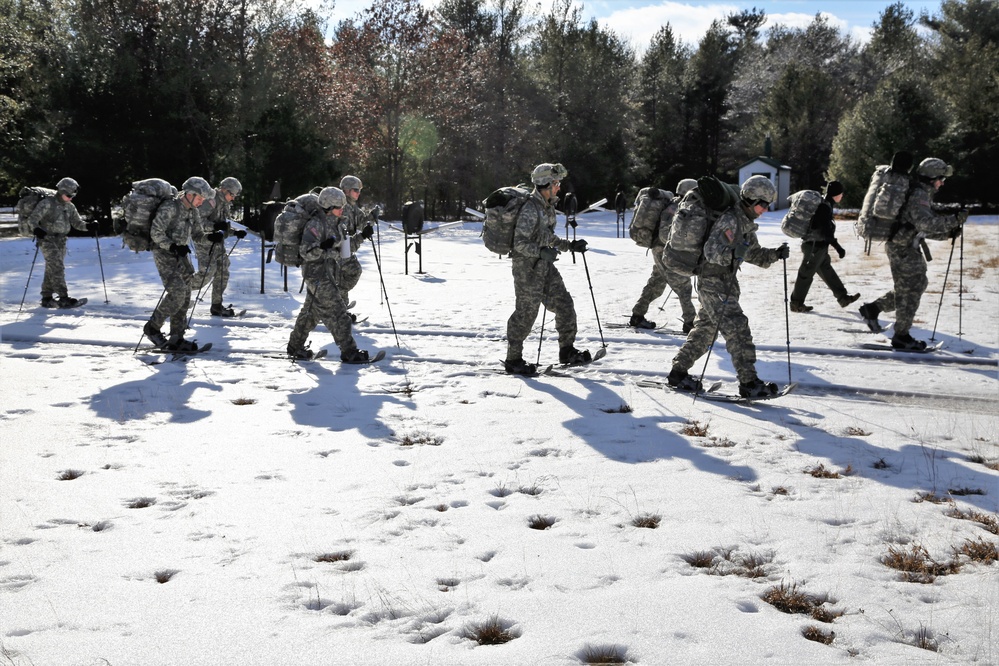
[230,397,256,405]
[914,491,952,504]
[806,464,852,478]
[802,625,835,645]
[400,432,443,446]
[154,569,178,583]
[462,617,519,645]
[601,403,633,413]
[948,487,986,496]
[57,469,85,480]
[527,515,556,530]
[944,507,999,535]
[882,544,961,583]
[631,513,661,529]
[761,581,838,621]
[680,420,709,437]
[772,486,791,496]
[845,426,871,436]
[953,537,999,564]
[578,644,631,664]
[314,550,353,563]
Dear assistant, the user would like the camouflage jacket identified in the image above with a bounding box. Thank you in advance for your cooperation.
[195,189,233,237]
[891,181,959,247]
[340,200,369,256]
[701,205,780,277]
[299,211,348,281]
[512,190,570,259]
[27,196,86,237]
[151,195,205,251]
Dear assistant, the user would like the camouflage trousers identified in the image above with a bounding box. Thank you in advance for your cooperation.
[872,241,928,337]
[336,255,362,305]
[38,235,69,299]
[672,273,760,384]
[191,240,230,305]
[288,275,357,354]
[506,256,577,361]
[790,241,847,305]
[635,251,696,326]
[150,248,194,336]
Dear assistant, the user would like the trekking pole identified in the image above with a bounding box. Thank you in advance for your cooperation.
[782,254,792,385]
[958,226,964,338]
[186,241,215,330]
[94,228,109,304]
[536,305,548,366]
[580,251,606,351]
[15,242,41,321]
[656,289,675,313]
[369,237,400,347]
[930,235,957,341]
[134,255,184,353]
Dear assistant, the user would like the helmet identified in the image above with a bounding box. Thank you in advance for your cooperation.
[340,175,362,191]
[56,177,79,196]
[182,176,215,200]
[917,158,953,179]
[219,177,242,197]
[740,175,776,205]
[531,163,568,187]
[318,186,346,210]
[676,178,697,197]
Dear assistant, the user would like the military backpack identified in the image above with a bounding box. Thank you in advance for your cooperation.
[780,190,823,239]
[116,179,176,252]
[856,166,912,242]
[629,187,673,249]
[272,193,322,266]
[662,176,739,277]
[481,185,533,257]
[15,187,57,237]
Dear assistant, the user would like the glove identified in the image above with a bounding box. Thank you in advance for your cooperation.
[213,220,228,232]
[319,237,337,250]
[233,229,247,239]
[33,227,47,240]
[832,241,846,259]
[948,226,962,239]
[568,218,578,229]
[86,221,99,234]
[956,210,969,225]
[539,247,559,263]
[775,244,790,260]
[118,220,128,232]
[361,224,374,240]
[207,230,224,244]
[169,243,190,257]
[569,239,588,253]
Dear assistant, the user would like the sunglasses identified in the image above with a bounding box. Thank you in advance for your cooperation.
[752,199,770,208]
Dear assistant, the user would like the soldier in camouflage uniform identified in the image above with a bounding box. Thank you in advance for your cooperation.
[193,177,247,316]
[667,175,790,398]
[143,177,216,351]
[287,187,370,363]
[631,178,698,332]
[27,177,95,308]
[504,163,591,375]
[859,158,965,350]
[337,175,375,317]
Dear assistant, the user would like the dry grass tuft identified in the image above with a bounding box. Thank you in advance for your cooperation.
[314,550,353,563]
[872,458,890,469]
[682,547,774,578]
[577,643,632,664]
[953,537,999,564]
[761,581,834,619]
[631,513,661,529]
[601,403,633,413]
[772,486,791,496]
[434,503,448,512]
[944,507,999,535]
[845,426,871,436]
[806,464,852,478]
[914,491,952,504]
[124,497,156,509]
[527,514,557,530]
[57,469,85,481]
[882,544,961,583]
[702,436,736,448]
[802,625,835,645]
[682,550,716,568]
[948,486,986,496]
[912,625,939,652]
[400,431,443,447]
[436,577,460,592]
[462,616,520,645]
[230,397,256,405]
[517,483,543,497]
[985,461,999,471]
[154,569,178,583]
[681,420,709,437]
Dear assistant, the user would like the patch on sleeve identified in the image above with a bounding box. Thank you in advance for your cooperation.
[724,229,735,243]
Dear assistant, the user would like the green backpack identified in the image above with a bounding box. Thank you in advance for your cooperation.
[15,186,56,237]
[481,185,533,257]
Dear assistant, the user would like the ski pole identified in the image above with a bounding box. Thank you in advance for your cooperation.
[135,255,184,353]
[94,227,109,304]
[782,254,791,385]
[930,235,956,341]
[369,237,400,347]
[580,251,606,350]
[536,305,548,366]
[15,242,41,321]
[187,241,216,330]
[958,223,964,338]
[656,289,675,313]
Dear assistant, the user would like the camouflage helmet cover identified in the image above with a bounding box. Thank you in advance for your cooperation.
[182,176,215,200]
[219,177,242,197]
[531,163,568,186]
[917,158,953,179]
[56,177,79,196]
[676,178,697,197]
[340,175,362,191]
[318,186,347,210]
[740,175,777,204]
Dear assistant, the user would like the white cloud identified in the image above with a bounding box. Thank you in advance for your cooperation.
[597,1,741,50]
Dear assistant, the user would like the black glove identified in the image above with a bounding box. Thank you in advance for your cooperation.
[213,220,228,232]
[361,224,374,240]
[233,229,247,239]
[170,243,190,257]
[568,218,578,229]
[320,237,337,250]
[206,230,224,244]
[948,226,963,239]
[569,239,588,253]
[33,227,47,240]
[539,247,559,263]
[86,221,99,234]
[956,210,969,225]
[118,220,128,232]
[775,243,790,260]
[832,241,846,259]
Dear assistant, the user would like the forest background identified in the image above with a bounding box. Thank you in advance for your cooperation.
[1,0,996,225]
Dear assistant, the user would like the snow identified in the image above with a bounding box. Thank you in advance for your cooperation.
[1,210,997,665]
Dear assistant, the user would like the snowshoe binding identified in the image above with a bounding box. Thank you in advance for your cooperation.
[504,358,539,376]
[859,303,883,333]
[41,296,58,308]
[559,346,592,366]
[738,379,779,399]
[340,348,370,364]
[143,322,169,349]
[629,314,656,330]
[162,336,199,353]
[667,367,703,393]
[890,333,927,351]
[287,345,315,361]
[210,303,236,317]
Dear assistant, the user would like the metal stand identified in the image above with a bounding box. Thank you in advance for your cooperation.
[402,201,425,275]
[615,191,626,238]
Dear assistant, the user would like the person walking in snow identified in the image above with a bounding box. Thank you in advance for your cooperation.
[337,175,375,319]
[286,187,372,363]
[26,177,95,308]
[504,163,591,375]
[143,177,215,351]
[788,180,860,313]
[630,177,699,333]
[666,175,790,399]
[193,176,247,317]
[859,158,967,350]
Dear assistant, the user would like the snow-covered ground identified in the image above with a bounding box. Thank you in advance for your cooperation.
[1,209,996,665]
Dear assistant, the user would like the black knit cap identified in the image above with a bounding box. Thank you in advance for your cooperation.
[824,180,844,198]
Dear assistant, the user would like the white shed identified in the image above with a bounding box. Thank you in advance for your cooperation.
[737,156,792,210]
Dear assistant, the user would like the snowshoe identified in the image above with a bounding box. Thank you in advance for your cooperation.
[340,348,370,364]
[163,336,199,353]
[41,296,58,308]
[559,346,592,365]
[56,297,86,309]
[838,293,860,308]
[503,358,539,376]
[629,314,656,330]
[890,333,927,351]
[666,367,702,393]
[143,322,169,349]
[210,303,236,317]
[789,302,813,313]
[859,303,882,333]
[738,379,779,399]
[348,312,358,323]
[287,345,315,361]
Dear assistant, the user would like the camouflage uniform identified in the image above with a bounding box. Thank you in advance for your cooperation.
[869,181,958,337]
[672,205,782,384]
[192,188,233,306]
[506,190,578,361]
[336,199,368,306]
[287,206,359,356]
[789,195,850,307]
[636,199,696,328]
[27,195,88,301]
[149,195,205,337]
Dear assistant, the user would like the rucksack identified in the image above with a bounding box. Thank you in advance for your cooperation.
[856,165,912,241]
[781,190,823,239]
[481,185,533,256]
[116,178,176,252]
[662,176,739,277]
[272,193,322,266]
[15,186,57,236]
[629,187,673,249]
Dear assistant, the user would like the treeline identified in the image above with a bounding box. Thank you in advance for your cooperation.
[1,0,996,224]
